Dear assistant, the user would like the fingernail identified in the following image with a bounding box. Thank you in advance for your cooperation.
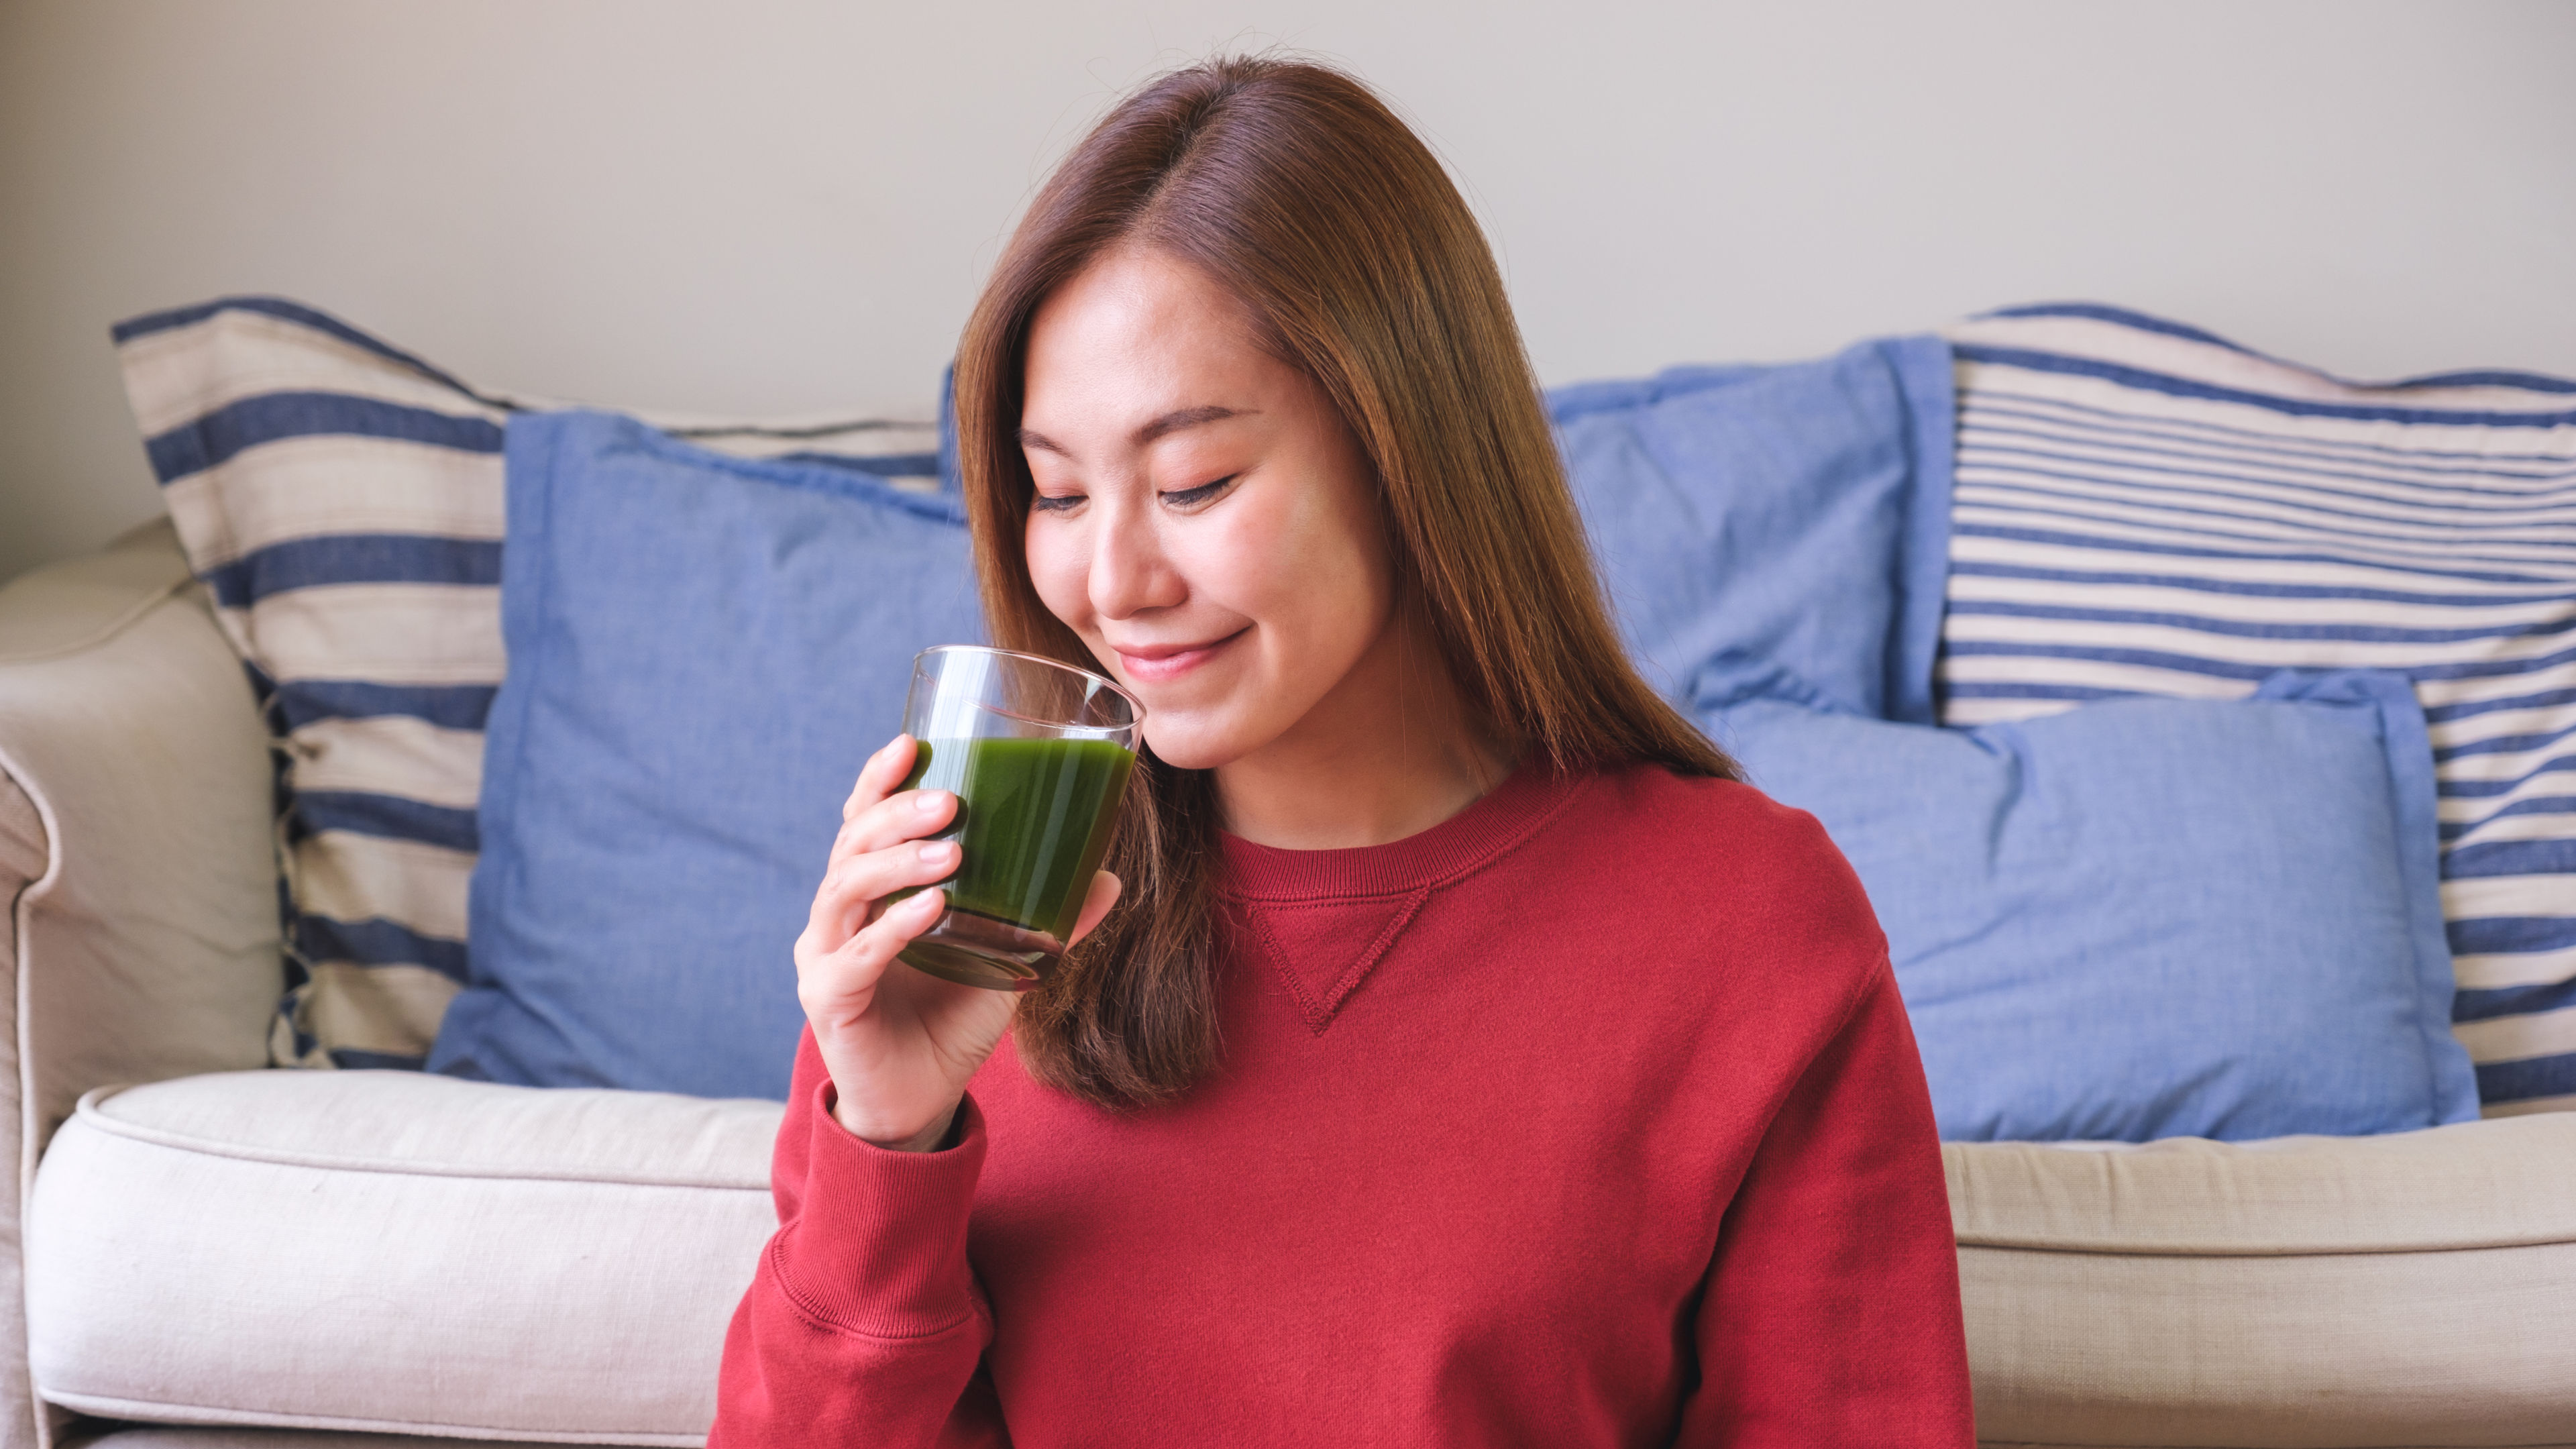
[918,841,953,863]
[915,790,945,813]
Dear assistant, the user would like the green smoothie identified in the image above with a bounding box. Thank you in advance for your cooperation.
[897,735,1136,943]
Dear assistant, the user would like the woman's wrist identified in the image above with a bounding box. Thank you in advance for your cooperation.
[835,1095,961,1153]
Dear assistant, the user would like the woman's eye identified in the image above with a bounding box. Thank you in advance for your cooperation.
[1030,492,1085,514]
[1160,476,1237,509]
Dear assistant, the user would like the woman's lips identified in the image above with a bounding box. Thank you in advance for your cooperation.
[1114,628,1247,684]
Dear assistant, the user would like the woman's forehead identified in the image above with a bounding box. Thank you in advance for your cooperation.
[1021,252,1299,454]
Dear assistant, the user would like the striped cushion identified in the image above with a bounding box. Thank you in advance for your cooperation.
[113,297,941,1071]
[1936,304,2576,1114]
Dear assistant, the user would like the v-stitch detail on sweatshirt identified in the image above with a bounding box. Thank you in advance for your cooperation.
[1244,887,1432,1034]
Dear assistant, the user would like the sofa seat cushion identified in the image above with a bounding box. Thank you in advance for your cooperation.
[74,1423,574,1433]
[1948,1115,2576,1447]
[36,1071,2576,1448]
[26,1070,782,1445]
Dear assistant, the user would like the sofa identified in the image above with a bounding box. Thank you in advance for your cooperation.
[1,513,2571,1446]
[19,282,2576,1446]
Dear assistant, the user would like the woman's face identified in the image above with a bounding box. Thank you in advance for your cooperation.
[1018,248,1396,773]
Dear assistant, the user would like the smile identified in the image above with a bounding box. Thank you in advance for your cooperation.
[1112,628,1248,684]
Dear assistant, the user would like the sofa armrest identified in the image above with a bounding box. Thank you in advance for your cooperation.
[1,519,280,1158]
[0,518,282,1447]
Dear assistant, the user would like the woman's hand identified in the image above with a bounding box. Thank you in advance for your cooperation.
[795,735,1122,1152]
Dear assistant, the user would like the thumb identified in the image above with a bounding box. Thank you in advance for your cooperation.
[1066,871,1123,947]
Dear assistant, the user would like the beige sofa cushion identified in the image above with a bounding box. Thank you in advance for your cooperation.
[32,1061,2576,1448]
[27,1071,781,1446]
[1949,1120,2576,1447]
[70,1423,569,1433]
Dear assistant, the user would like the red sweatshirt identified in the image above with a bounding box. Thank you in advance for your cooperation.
[713,763,1974,1447]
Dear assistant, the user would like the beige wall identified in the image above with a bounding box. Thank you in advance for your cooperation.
[3,0,2573,582]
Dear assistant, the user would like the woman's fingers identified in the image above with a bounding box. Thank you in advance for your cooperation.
[828,736,949,865]
[828,737,909,873]
[1066,870,1123,947]
[826,888,946,1011]
[842,735,916,822]
[798,887,945,1019]
[808,836,959,944]
[850,885,945,963]
[828,788,957,876]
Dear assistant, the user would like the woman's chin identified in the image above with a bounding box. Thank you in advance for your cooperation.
[1139,718,1251,773]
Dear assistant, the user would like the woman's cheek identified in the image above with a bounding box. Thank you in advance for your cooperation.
[1023,527,1091,636]
[1184,484,1291,618]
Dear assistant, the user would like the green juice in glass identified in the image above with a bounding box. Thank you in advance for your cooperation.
[894,735,1136,988]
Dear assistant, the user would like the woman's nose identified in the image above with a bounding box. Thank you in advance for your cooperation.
[1087,496,1187,621]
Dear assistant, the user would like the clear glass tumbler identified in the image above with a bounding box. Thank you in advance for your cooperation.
[891,645,1143,991]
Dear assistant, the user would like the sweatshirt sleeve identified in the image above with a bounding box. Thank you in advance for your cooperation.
[710,1026,1008,1448]
[1678,959,1976,1447]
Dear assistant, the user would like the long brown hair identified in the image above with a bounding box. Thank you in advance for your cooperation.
[956,55,1737,1108]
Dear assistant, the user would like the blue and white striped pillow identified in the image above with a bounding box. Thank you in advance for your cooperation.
[113,297,942,1070]
[1936,304,2576,1114]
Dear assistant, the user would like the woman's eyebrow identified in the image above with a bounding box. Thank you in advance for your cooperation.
[1133,405,1254,445]
[1017,407,1258,460]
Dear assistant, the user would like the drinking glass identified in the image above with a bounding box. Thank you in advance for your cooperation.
[890,645,1142,991]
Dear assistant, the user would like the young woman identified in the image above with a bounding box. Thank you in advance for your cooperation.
[714,56,1972,1447]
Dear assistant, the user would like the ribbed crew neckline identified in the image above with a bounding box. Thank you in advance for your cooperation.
[1216,761,1589,903]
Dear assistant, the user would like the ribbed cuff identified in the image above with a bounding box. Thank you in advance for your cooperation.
[773,1079,986,1340]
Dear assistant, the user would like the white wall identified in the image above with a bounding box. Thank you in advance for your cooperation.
[3,0,2572,582]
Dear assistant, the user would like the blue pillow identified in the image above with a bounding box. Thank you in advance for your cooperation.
[428,411,983,1099]
[1704,669,2478,1141]
[1549,337,1955,723]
